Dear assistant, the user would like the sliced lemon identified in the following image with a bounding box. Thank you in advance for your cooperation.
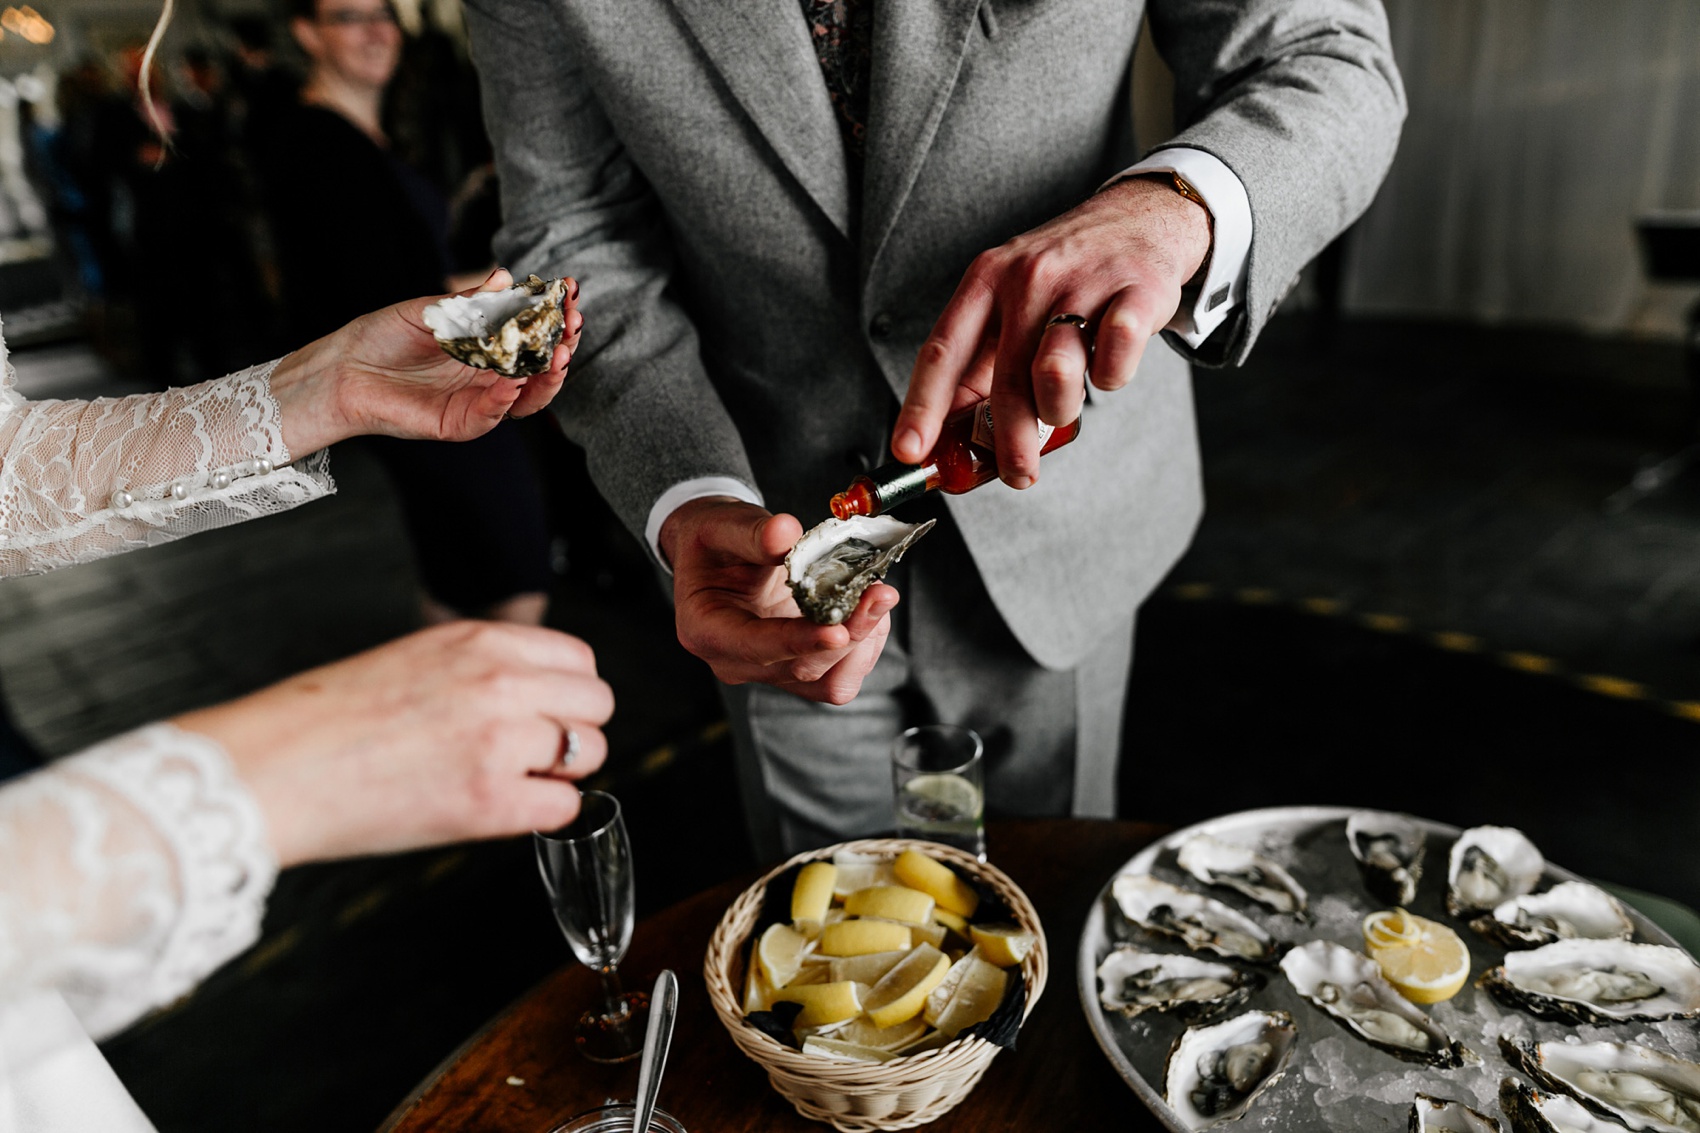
[893,849,980,918]
[828,949,909,986]
[773,980,864,1027]
[758,922,812,989]
[791,862,838,934]
[844,885,936,924]
[789,956,832,987]
[832,1015,929,1052]
[832,852,898,897]
[893,1028,954,1056]
[801,1036,898,1063]
[818,918,912,957]
[863,943,951,1028]
[969,923,1035,968]
[932,908,971,935]
[930,956,1008,1037]
[1363,908,1471,1004]
[743,959,776,1013]
[923,948,981,1026]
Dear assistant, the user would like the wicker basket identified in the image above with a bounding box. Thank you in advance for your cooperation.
[704,838,1048,1132]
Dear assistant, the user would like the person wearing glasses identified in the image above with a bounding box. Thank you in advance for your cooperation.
[255,0,558,628]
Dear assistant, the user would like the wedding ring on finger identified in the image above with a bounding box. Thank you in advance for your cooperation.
[530,727,582,779]
[1044,312,1092,332]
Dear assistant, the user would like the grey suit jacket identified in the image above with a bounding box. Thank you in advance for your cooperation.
[464,0,1404,670]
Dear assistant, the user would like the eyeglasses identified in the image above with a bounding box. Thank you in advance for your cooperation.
[316,8,397,27]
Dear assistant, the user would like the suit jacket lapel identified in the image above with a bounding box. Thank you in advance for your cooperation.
[861,0,982,273]
[670,0,852,238]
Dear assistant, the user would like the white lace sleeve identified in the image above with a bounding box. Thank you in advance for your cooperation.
[0,725,277,1040]
[0,328,335,577]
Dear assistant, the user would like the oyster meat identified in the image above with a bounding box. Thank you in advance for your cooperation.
[1112,874,1277,963]
[1448,825,1544,917]
[1176,834,1308,916]
[1163,1009,1297,1131]
[1347,811,1427,907]
[1410,1093,1502,1132]
[1471,881,1634,950]
[1279,939,1468,1067]
[1500,1037,1700,1133]
[422,274,568,377]
[1501,1077,1633,1133]
[1096,947,1262,1022]
[1481,938,1700,1024]
[785,515,935,626]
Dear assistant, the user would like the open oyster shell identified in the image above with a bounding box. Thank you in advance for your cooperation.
[1163,1009,1297,1131]
[1279,939,1468,1067]
[1500,1037,1700,1133]
[1096,947,1263,1023]
[1112,874,1277,963]
[1410,1093,1501,1132]
[1470,880,1634,950]
[785,515,935,626]
[1500,1077,1630,1133]
[422,274,567,377]
[1177,833,1308,916]
[1348,811,1427,907]
[1448,825,1544,917]
[1480,938,1700,1023]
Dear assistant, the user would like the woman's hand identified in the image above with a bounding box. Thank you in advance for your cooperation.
[270,268,585,454]
[173,621,614,867]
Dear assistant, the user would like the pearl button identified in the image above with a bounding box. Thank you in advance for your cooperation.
[170,483,188,500]
[111,489,132,510]
[256,459,273,475]
[869,312,894,340]
[211,471,231,490]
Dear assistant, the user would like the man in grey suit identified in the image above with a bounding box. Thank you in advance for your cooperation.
[463,0,1405,858]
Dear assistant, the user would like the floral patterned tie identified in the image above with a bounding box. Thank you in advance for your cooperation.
[801,0,873,178]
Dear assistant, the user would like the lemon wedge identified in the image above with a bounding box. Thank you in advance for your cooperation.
[792,862,838,931]
[969,923,1035,968]
[923,948,980,1026]
[930,956,1008,1037]
[893,849,980,918]
[774,980,864,1027]
[744,958,776,1013]
[819,919,912,957]
[801,1035,898,1062]
[932,908,970,935]
[832,1015,929,1052]
[758,922,811,989]
[844,885,936,924]
[863,943,951,1028]
[1362,908,1471,1004]
[828,949,909,986]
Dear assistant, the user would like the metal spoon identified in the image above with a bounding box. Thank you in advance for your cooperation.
[630,970,678,1133]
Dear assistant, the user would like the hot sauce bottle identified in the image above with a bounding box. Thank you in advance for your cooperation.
[830,398,1081,519]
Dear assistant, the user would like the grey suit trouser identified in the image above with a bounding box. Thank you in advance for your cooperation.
[720,505,1136,862]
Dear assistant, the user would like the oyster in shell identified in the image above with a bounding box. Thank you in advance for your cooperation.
[1500,1077,1632,1133]
[1096,947,1262,1023]
[1163,1009,1297,1131]
[1471,881,1634,950]
[1410,1093,1502,1132]
[784,515,935,626]
[1480,938,1700,1023]
[1348,811,1427,906]
[1500,1037,1700,1133]
[1112,874,1277,963]
[1448,826,1544,917]
[1176,834,1308,916]
[422,274,567,377]
[1279,939,1468,1067]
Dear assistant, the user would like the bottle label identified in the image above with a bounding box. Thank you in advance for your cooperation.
[971,402,1054,451]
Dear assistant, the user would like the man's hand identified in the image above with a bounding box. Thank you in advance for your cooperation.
[272,268,586,454]
[660,497,898,705]
[892,176,1211,487]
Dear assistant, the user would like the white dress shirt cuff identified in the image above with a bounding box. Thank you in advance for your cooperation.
[645,476,766,571]
[1104,148,1253,348]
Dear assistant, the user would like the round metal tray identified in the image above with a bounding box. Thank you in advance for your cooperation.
[1077,806,1700,1132]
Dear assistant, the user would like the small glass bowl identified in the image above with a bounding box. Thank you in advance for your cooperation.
[547,1103,686,1133]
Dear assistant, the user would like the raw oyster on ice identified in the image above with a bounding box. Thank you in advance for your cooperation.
[1096,947,1262,1022]
[1410,1093,1502,1132]
[1176,834,1308,916]
[1500,1037,1700,1133]
[1162,1009,1297,1131]
[422,274,567,376]
[1347,811,1427,906]
[1448,826,1544,917]
[1471,881,1634,950]
[1279,939,1468,1067]
[1480,938,1700,1023]
[1500,1077,1632,1133]
[1112,874,1277,963]
[784,515,935,626]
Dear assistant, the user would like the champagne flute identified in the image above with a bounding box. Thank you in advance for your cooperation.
[534,791,648,1063]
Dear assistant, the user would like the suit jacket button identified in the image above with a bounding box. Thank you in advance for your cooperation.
[869,312,894,340]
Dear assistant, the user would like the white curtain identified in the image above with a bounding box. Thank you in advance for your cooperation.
[1341,0,1700,337]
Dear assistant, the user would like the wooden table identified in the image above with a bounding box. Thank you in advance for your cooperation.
[381,818,1171,1132]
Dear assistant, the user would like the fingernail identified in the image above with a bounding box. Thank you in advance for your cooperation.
[1008,474,1033,490]
[896,428,920,458]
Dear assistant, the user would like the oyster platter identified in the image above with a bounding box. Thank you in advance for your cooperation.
[1077,806,1700,1132]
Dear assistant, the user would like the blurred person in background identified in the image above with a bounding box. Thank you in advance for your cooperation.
[256,0,556,626]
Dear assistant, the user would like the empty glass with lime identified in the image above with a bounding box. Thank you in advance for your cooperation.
[891,724,986,860]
